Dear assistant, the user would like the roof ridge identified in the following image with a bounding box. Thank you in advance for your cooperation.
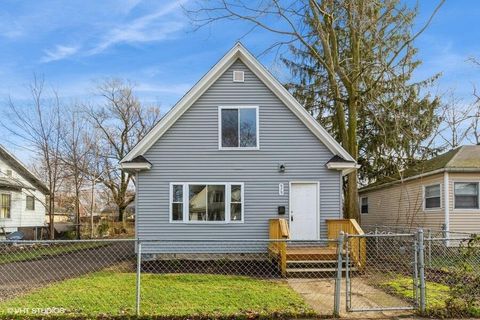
[445,145,464,168]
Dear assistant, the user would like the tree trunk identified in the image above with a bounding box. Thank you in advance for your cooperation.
[75,194,81,240]
[48,196,55,240]
[118,206,126,226]
[344,171,359,221]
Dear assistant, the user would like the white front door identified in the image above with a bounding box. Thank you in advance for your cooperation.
[289,182,319,240]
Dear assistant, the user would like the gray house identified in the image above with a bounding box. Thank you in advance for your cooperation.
[120,43,356,253]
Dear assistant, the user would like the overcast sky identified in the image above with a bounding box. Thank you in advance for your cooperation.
[1,0,479,160]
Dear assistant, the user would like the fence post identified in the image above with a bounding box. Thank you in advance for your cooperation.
[417,229,426,313]
[412,238,419,308]
[334,231,345,317]
[427,229,431,268]
[136,240,142,316]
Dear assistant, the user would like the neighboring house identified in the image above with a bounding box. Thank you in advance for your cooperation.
[0,145,49,239]
[120,43,357,253]
[359,145,480,235]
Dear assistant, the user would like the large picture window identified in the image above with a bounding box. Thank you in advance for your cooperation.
[1,194,11,219]
[219,107,258,149]
[170,183,243,223]
[454,182,479,209]
[424,184,441,209]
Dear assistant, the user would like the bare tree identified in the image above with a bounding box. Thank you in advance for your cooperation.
[1,76,63,239]
[85,79,161,225]
[470,100,480,145]
[59,106,93,239]
[438,92,473,149]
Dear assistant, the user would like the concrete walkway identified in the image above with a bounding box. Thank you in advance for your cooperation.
[288,278,414,319]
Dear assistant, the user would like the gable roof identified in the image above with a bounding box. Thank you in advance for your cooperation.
[360,145,480,192]
[0,145,49,194]
[120,42,354,164]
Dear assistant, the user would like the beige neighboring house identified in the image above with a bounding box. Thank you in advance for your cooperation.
[0,145,49,239]
[359,145,480,235]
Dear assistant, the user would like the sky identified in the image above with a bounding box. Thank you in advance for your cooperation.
[0,0,479,160]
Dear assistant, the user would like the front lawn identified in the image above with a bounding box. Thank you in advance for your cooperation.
[0,272,315,318]
[381,276,450,310]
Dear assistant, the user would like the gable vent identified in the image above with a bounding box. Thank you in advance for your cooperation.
[233,70,244,82]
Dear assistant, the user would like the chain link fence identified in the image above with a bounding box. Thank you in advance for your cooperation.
[0,232,478,318]
[0,238,340,318]
[345,233,417,312]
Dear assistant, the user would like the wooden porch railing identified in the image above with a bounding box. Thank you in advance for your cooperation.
[268,218,289,276]
[327,219,366,269]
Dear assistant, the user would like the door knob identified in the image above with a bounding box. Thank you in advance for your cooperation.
[290,215,293,222]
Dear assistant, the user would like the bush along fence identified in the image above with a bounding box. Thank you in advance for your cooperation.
[0,231,478,318]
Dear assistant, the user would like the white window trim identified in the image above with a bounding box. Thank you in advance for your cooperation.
[423,183,442,211]
[169,182,245,224]
[360,196,368,214]
[218,106,260,150]
[452,181,480,211]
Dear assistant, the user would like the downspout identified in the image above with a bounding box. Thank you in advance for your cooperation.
[443,171,450,242]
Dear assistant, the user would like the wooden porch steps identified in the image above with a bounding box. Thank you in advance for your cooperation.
[286,266,357,274]
[284,248,355,276]
[268,218,366,277]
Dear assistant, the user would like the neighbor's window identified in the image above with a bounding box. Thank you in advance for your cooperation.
[170,183,243,223]
[171,184,184,221]
[360,197,368,214]
[424,184,441,209]
[454,182,479,209]
[1,194,11,219]
[26,195,35,210]
[220,107,258,149]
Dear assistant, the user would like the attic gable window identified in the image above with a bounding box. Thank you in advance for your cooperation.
[219,106,259,149]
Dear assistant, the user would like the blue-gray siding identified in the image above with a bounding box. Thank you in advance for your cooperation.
[137,59,342,252]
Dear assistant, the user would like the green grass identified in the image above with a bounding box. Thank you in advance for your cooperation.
[0,272,315,318]
[0,242,107,265]
[381,276,450,309]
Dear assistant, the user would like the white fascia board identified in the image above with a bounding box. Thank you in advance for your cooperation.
[121,43,354,163]
[119,162,152,171]
[326,162,360,175]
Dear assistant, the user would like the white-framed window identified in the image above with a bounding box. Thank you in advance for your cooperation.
[424,184,441,210]
[26,195,35,210]
[218,106,259,150]
[454,182,479,209]
[360,196,368,214]
[1,193,11,219]
[170,183,244,223]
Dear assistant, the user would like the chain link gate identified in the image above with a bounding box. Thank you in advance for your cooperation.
[344,233,420,312]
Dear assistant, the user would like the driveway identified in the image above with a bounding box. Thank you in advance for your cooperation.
[0,241,135,301]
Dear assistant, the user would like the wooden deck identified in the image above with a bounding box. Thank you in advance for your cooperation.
[268,218,366,276]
